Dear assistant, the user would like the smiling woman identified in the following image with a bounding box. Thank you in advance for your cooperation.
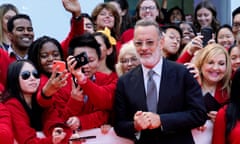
[0,3,18,50]
[192,43,231,144]
[2,60,70,144]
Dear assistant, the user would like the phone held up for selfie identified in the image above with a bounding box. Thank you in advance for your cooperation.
[201,27,213,47]
[74,52,89,70]
[73,52,89,87]
[53,60,66,73]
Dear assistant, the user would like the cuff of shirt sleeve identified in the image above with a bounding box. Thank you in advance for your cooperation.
[41,90,52,99]
[135,131,141,140]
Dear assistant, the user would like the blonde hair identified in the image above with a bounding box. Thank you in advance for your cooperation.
[194,43,231,91]
[0,4,18,47]
[115,40,138,76]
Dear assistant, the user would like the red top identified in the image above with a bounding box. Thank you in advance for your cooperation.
[80,72,118,110]
[0,103,14,144]
[4,98,70,144]
[0,17,83,92]
[207,84,229,144]
[214,83,229,105]
[212,106,240,144]
[0,48,11,91]
[37,72,118,130]
[116,28,134,56]
[61,17,84,59]
[176,51,193,64]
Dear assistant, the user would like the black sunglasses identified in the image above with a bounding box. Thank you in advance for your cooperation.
[20,70,40,80]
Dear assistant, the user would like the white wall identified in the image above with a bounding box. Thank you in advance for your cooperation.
[0,0,103,41]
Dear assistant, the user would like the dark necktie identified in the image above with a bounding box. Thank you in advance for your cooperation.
[146,70,157,113]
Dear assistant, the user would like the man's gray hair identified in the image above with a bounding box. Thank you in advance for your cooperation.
[134,19,162,36]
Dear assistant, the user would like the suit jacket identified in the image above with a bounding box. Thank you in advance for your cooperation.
[114,58,207,144]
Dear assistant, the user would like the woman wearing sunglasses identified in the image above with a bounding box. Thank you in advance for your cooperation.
[2,60,69,144]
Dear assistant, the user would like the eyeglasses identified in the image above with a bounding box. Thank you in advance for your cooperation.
[134,40,155,48]
[140,6,156,11]
[233,22,240,29]
[120,57,138,64]
[20,70,40,80]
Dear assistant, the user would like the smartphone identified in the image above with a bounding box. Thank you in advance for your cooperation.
[201,27,213,47]
[74,52,89,69]
[69,135,96,141]
[53,60,66,73]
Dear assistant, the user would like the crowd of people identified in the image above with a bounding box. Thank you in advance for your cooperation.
[0,0,240,144]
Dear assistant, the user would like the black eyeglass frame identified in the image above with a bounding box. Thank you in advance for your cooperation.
[20,70,40,80]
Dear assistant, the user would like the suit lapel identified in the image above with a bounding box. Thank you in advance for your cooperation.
[131,66,148,111]
[157,59,175,113]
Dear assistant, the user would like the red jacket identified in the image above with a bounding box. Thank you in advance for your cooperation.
[37,72,118,130]
[0,103,14,144]
[212,105,240,144]
[4,98,70,144]
[214,83,229,105]
[176,50,193,64]
[61,17,84,59]
[80,72,118,110]
[0,49,11,92]
[0,47,25,92]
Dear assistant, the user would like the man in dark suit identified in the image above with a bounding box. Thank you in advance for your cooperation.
[114,19,207,144]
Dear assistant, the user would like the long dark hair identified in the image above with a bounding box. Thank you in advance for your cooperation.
[166,6,185,24]
[194,1,220,33]
[225,68,240,143]
[3,60,43,131]
[28,35,64,77]
[93,32,116,72]
[108,0,133,34]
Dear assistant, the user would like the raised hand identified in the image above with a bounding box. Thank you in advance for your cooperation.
[42,66,69,97]
[67,56,87,85]
[62,0,81,17]
[187,35,204,55]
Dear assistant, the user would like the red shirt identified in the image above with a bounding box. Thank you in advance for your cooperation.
[0,48,11,91]
[0,103,14,144]
[212,106,240,144]
[61,17,84,59]
[5,98,70,144]
[214,83,229,105]
[176,50,193,64]
[37,72,118,130]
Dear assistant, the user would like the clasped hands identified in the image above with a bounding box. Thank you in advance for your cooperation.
[134,111,161,132]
